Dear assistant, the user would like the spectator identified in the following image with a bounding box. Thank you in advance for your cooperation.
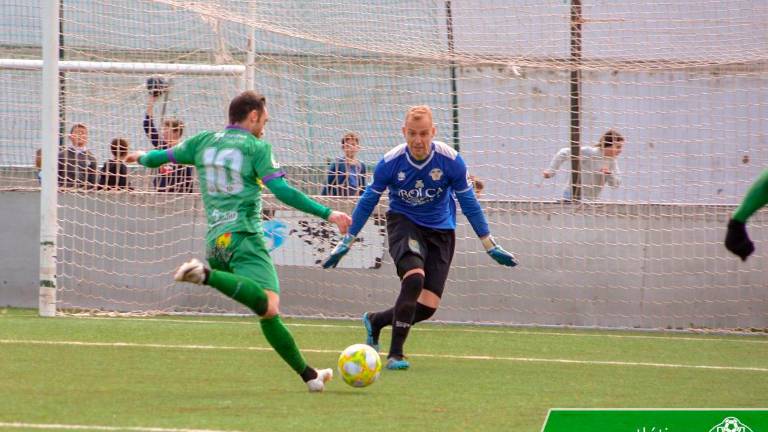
[34,148,42,184]
[58,123,98,189]
[98,138,132,191]
[469,174,485,198]
[542,130,625,201]
[144,92,194,193]
[322,132,367,196]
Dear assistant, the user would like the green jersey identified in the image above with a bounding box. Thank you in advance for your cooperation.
[170,126,284,241]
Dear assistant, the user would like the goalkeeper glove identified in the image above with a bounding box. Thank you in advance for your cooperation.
[322,234,356,268]
[481,235,518,267]
[725,219,754,261]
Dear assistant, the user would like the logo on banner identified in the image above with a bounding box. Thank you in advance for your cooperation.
[709,417,753,432]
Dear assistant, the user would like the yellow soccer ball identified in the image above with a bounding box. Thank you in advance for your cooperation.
[337,343,382,388]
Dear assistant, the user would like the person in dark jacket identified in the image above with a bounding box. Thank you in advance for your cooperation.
[144,92,194,192]
[322,132,367,196]
[98,138,132,190]
[58,123,98,189]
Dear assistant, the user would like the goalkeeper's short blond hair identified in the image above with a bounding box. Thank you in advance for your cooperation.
[404,105,433,124]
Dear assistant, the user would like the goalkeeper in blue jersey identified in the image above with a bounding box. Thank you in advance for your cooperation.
[322,105,517,370]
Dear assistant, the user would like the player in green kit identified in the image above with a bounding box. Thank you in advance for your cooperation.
[126,91,352,392]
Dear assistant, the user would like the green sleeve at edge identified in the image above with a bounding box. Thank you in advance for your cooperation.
[733,169,768,223]
[138,149,171,168]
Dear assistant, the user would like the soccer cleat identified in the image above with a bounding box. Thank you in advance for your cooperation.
[385,356,410,370]
[173,258,207,284]
[306,368,333,392]
[362,312,380,352]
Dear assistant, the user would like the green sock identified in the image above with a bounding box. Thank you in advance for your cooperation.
[260,315,308,375]
[206,270,268,315]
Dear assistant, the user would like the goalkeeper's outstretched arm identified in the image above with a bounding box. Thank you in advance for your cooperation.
[321,185,383,268]
[322,158,389,268]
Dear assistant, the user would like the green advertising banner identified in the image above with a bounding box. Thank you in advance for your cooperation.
[542,409,768,432]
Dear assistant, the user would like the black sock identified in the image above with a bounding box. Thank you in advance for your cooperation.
[369,308,394,340]
[412,303,437,324]
[374,303,435,327]
[300,366,318,382]
[389,273,424,358]
[369,303,436,343]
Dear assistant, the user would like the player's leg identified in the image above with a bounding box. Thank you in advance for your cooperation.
[179,232,269,315]
[258,291,333,392]
[386,213,430,368]
[386,262,425,369]
[231,234,333,391]
[412,228,455,324]
[413,291,439,323]
[362,310,385,351]
[379,229,453,370]
[177,232,331,391]
[368,285,439,335]
[363,213,423,354]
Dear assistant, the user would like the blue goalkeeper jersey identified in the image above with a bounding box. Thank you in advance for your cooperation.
[348,141,490,237]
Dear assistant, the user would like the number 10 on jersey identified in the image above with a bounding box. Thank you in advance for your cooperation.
[203,148,244,194]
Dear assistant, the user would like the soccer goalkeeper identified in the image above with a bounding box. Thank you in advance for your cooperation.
[322,105,517,370]
[725,169,768,261]
[126,91,352,392]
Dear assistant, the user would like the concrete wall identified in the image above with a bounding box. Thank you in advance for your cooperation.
[0,191,40,308]
[1,190,765,329]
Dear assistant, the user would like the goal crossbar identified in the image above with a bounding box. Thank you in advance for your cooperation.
[0,59,245,75]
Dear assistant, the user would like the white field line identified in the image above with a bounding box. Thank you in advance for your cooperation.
[1,338,766,373]
[63,315,768,345]
[0,422,241,432]
[4,313,767,344]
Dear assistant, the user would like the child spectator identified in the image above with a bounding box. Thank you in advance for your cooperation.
[98,138,132,190]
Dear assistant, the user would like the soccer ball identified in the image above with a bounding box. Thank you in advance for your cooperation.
[720,417,744,432]
[337,343,381,388]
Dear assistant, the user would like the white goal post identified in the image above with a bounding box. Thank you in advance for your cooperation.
[33,0,249,317]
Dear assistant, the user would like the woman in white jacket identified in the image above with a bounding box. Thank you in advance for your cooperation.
[542,130,625,201]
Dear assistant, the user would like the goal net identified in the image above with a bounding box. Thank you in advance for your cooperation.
[2,1,766,329]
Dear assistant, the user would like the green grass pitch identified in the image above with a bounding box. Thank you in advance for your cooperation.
[0,308,766,432]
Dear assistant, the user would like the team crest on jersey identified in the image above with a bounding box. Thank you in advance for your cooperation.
[430,168,443,181]
[408,237,421,255]
[209,232,234,263]
[397,171,406,181]
[215,232,232,249]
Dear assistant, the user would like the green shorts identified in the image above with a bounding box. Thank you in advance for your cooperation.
[206,232,280,293]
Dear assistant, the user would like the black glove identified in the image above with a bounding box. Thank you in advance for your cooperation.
[146,77,168,97]
[725,219,754,261]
